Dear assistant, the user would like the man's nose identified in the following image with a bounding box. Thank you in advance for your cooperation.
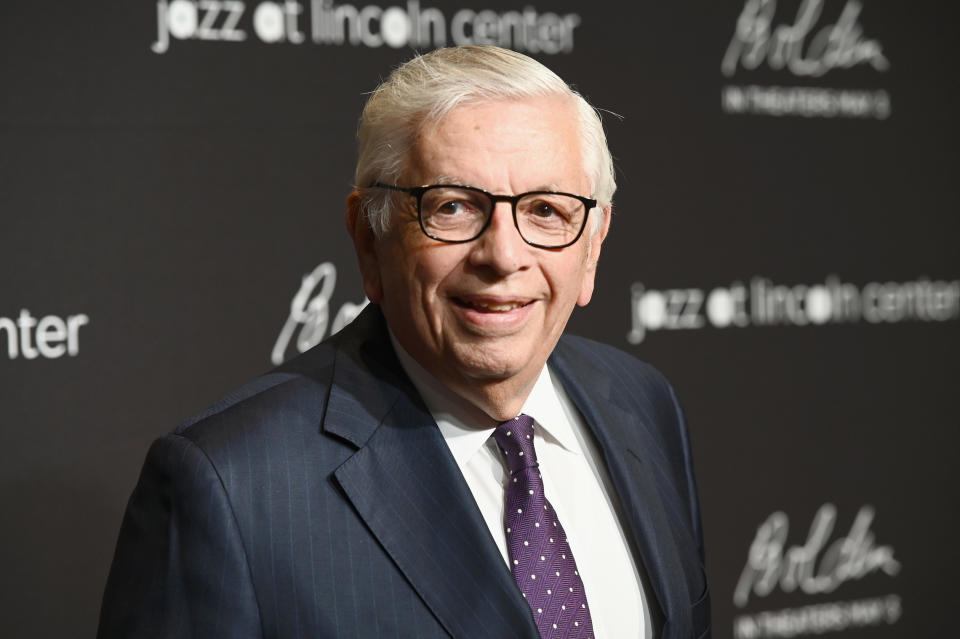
[468,202,529,275]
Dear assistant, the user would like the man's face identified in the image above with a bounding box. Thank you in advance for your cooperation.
[351,95,609,415]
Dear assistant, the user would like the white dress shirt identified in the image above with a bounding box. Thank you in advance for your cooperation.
[392,339,652,639]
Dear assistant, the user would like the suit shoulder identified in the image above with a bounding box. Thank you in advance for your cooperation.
[171,340,338,449]
[556,333,672,390]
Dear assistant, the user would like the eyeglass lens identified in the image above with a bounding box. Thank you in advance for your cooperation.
[419,186,586,246]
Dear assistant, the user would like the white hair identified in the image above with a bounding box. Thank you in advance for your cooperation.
[355,45,615,236]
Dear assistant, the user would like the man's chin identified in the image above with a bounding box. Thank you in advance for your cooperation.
[448,345,536,385]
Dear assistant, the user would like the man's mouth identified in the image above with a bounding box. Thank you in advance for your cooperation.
[453,298,532,313]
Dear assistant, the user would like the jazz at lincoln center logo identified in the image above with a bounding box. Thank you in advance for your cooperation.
[152,0,583,55]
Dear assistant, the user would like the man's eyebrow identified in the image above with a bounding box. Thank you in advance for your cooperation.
[432,175,468,187]
[534,183,562,193]
[431,177,564,193]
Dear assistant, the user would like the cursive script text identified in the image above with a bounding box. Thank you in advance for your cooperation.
[722,0,889,78]
[733,504,900,607]
[271,262,368,365]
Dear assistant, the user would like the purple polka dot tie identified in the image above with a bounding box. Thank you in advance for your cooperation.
[493,415,595,639]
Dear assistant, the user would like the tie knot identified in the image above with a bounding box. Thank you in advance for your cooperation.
[493,414,538,474]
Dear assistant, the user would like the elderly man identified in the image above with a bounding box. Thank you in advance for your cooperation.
[99,46,709,639]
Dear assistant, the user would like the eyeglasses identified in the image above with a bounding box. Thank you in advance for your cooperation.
[371,183,597,249]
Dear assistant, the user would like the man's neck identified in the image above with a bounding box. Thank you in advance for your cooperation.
[389,331,539,422]
[460,376,537,422]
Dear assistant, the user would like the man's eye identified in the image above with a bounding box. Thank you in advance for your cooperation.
[436,200,469,215]
[527,199,573,221]
[532,202,558,217]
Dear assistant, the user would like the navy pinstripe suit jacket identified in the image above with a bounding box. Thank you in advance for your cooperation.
[98,305,710,638]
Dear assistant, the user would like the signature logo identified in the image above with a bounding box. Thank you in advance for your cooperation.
[722,0,889,78]
[734,504,900,607]
[271,262,368,365]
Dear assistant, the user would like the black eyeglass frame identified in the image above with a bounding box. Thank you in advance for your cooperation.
[371,182,598,250]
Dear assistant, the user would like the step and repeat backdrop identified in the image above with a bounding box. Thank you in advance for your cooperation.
[2,1,957,637]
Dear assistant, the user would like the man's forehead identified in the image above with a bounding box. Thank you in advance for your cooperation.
[406,96,586,192]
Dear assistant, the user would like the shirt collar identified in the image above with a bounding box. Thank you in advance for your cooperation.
[389,331,581,467]
[520,365,582,455]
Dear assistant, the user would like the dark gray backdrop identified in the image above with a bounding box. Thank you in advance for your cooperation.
[2,1,957,637]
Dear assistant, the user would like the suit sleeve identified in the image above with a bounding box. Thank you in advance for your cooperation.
[97,434,263,639]
[666,379,711,639]
[667,380,707,567]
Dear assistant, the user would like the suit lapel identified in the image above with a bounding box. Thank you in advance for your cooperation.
[323,308,538,639]
[549,341,696,639]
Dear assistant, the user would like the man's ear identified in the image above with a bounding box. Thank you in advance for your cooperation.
[345,190,384,304]
[577,205,612,307]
